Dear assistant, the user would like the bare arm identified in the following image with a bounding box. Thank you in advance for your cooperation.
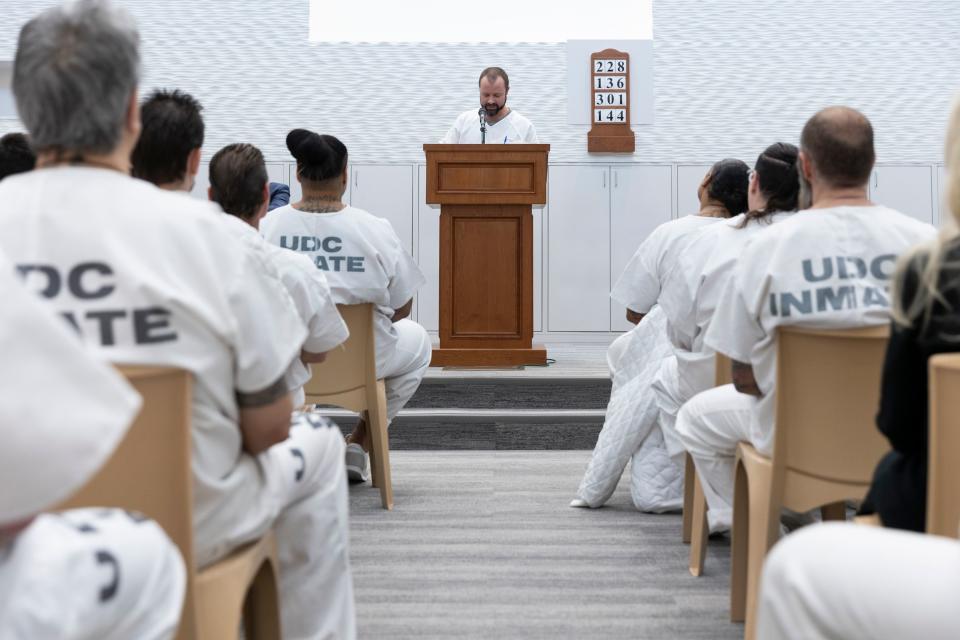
[392,298,413,323]
[300,349,327,364]
[237,376,293,455]
[626,308,646,325]
[731,360,762,397]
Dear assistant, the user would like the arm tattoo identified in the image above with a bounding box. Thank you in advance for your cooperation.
[731,360,763,397]
[237,376,288,408]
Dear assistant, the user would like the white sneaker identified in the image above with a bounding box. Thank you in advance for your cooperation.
[345,443,370,483]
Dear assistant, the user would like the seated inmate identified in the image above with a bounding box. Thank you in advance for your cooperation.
[1,4,355,637]
[572,159,749,511]
[0,251,185,640]
[261,129,432,483]
[675,106,936,532]
[208,142,349,406]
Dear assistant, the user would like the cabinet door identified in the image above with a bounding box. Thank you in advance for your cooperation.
[937,165,947,228]
[191,162,288,202]
[287,163,353,206]
[350,165,414,254]
[417,165,440,330]
[547,165,610,331]
[676,165,712,218]
[610,166,673,331]
[417,167,543,333]
[870,166,933,225]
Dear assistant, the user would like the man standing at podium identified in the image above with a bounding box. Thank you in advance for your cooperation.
[441,67,539,144]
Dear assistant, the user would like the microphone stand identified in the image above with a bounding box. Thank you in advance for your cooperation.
[478,107,486,144]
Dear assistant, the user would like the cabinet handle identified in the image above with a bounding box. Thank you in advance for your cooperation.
[873,171,878,189]
[354,169,358,189]
[614,171,619,189]
[602,172,607,189]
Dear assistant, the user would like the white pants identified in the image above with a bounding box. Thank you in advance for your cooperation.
[198,415,356,640]
[758,523,960,640]
[675,384,755,531]
[0,509,185,640]
[378,318,432,422]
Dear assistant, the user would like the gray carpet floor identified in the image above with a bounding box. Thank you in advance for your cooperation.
[348,451,742,639]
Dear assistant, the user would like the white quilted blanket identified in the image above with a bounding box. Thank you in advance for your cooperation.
[575,306,684,510]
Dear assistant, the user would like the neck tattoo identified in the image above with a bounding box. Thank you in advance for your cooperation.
[297,197,345,214]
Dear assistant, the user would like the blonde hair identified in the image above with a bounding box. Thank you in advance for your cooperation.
[890,96,960,332]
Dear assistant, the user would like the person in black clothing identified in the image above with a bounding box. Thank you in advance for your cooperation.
[861,147,960,531]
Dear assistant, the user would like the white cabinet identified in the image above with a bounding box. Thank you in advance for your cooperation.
[547,165,611,331]
[287,163,353,207]
[610,165,673,331]
[937,165,947,227]
[869,166,934,225]
[417,166,440,330]
[417,166,543,333]
[676,164,711,217]
[191,162,288,202]
[350,165,414,254]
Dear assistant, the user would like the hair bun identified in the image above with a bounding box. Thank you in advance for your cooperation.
[286,128,320,161]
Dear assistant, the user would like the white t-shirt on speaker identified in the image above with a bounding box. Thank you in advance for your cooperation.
[704,205,935,454]
[0,167,307,564]
[440,109,539,144]
[260,204,426,371]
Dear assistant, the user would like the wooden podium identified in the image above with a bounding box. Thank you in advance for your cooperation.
[423,144,549,367]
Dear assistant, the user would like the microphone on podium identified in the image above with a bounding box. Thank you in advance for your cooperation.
[478,107,486,144]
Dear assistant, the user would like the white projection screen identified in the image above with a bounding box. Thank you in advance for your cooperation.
[309,0,653,42]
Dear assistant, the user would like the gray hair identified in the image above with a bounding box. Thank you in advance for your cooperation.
[13,0,140,155]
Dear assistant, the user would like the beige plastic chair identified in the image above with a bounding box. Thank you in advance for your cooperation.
[303,303,393,510]
[732,326,890,639]
[685,351,732,576]
[927,353,960,538]
[58,367,282,640]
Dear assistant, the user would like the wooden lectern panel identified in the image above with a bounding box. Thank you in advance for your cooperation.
[424,144,548,366]
[451,211,522,338]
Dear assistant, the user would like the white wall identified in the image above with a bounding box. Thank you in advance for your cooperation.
[1,1,957,165]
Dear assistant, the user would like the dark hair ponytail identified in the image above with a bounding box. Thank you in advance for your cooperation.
[286,129,348,183]
[738,142,799,228]
[707,158,750,216]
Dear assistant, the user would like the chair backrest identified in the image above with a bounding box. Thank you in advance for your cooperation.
[715,351,733,387]
[57,366,196,636]
[927,353,960,538]
[773,325,890,486]
[302,303,378,402]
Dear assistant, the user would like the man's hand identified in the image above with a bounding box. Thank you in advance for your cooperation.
[731,360,762,397]
[626,308,646,325]
[392,299,413,323]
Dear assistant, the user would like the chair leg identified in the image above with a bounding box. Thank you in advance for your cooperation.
[730,460,749,623]
[743,467,775,640]
[688,470,709,576]
[682,453,695,544]
[368,382,393,510]
[243,560,283,639]
[821,501,847,522]
[363,411,381,489]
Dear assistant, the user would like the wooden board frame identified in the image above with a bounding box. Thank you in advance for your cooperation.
[588,48,636,153]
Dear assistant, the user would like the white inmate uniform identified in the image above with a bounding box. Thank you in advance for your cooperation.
[221,214,349,406]
[440,109,539,144]
[0,254,185,640]
[676,205,935,530]
[0,167,355,640]
[655,213,794,503]
[757,523,960,640]
[576,215,721,509]
[261,204,432,421]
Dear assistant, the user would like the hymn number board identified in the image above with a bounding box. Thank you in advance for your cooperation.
[588,48,636,153]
